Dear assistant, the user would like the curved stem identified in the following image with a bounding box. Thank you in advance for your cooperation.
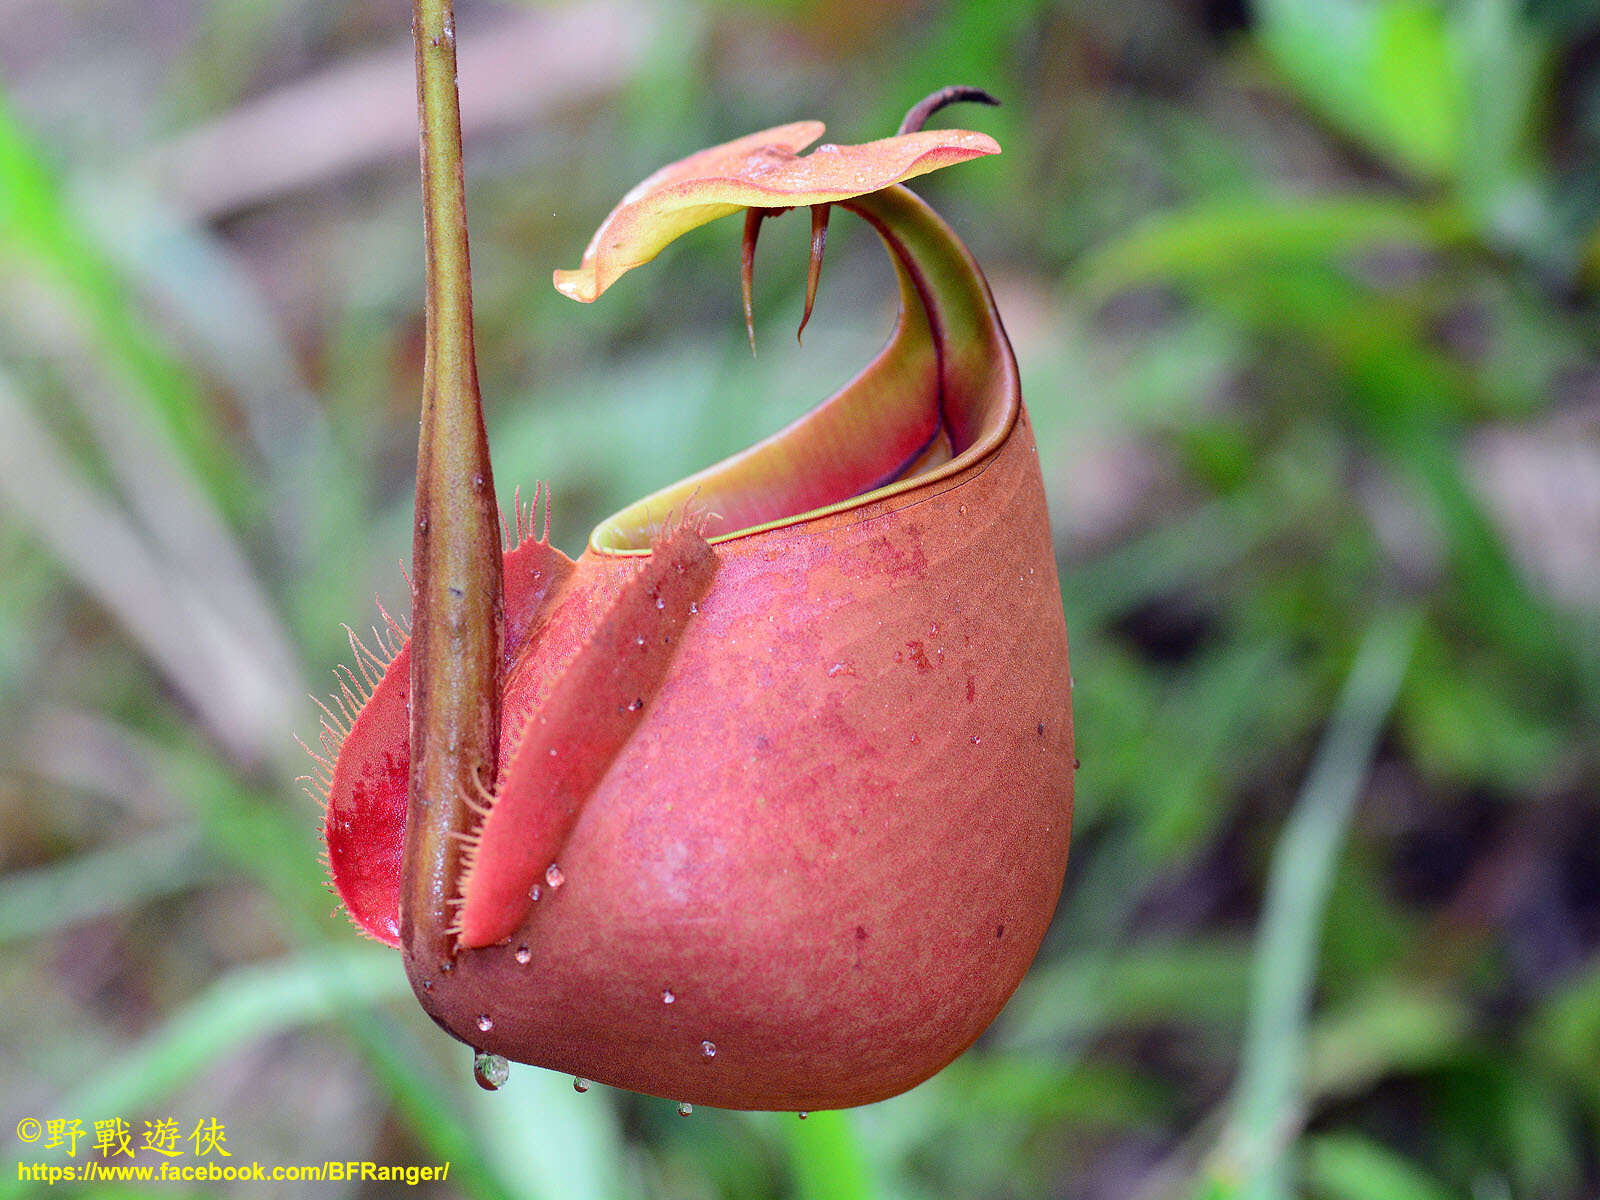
[404,0,504,972]
[897,85,1000,135]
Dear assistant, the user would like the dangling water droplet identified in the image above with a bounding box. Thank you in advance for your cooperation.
[544,863,565,889]
[677,1102,693,1117]
[573,1077,590,1094]
[662,988,675,1004]
[701,1040,716,1058]
[528,884,542,902]
[476,1013,494,1032]
[473,1051,509,1091]
[514,946,532,965]
[797,1111,809,1120]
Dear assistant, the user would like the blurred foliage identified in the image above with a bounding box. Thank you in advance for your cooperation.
[1,0,1599,1197]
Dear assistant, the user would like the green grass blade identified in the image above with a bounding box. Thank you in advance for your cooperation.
[0,947,404,1199]
[0,830,221,945]
[783,1109,877,1200]
[465,1067,630,1200]
[0,90,253,525]
[1206,609,1423,1199]
[1303,1132,1456,1200]
[1077,196,1473,303]
[335,1014,525,1200]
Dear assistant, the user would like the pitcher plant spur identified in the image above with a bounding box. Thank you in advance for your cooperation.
[310,84,1074,1113]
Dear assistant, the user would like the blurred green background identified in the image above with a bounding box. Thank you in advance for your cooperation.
[2,0,1599,1196]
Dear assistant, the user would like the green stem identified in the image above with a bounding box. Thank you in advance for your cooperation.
[403,0,504,973]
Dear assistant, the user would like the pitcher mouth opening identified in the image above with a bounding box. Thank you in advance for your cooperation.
[590,189,1020,557]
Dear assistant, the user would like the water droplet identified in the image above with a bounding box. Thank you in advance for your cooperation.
[440,961,454,974]
[655,596,665,610]
[662,988,675,1004]
[797,1111,809,1120]
[627,697,643,711]
[529,884,542,902]
[473,1051,509,1091]
[958,504,967,516]
[421,979,433,991]
[573,1077,590,1093]
[476,1013,494,1032]
[817,142,839,153]
[514,946,532,965]
[677,1102,693,1117]
[544,863,565,889]
[827,661,850,677]
[635,635,646,646]
[930,622,938,636]
[971,735,982,745]
[909,732,920,744]
[688,602,698,614]
[548,747,558,756]
[701,1040,716,1058]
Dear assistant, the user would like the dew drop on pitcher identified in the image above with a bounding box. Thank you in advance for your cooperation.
[473,1052,509,1091]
